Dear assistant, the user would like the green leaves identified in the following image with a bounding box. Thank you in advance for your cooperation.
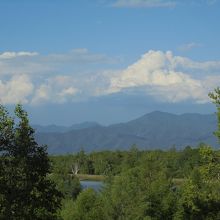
[209,87,220,105]
[61,189,108,220]
[209,87,220,142]
[0,104,62,219]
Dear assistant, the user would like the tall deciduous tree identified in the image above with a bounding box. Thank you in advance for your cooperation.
[0,104,62,219]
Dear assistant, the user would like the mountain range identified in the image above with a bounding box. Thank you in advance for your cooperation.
[33,121,99,133]
[34,111,219,154]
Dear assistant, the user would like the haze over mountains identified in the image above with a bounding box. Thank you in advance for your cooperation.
[34,111,218,154]
[33,122,100,133]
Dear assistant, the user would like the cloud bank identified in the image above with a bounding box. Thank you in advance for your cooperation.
[0,49,220,105]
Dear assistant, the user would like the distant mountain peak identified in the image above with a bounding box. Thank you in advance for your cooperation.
[35,111,218,154]
[148,110,173,115]
[33,121,101,133]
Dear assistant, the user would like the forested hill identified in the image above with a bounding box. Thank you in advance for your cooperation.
[35,111,218,154]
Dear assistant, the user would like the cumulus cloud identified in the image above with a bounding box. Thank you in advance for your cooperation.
[0,49,117,105]
[0,75,34,104]
[31,76,79,105]
[112,0,176,8]
[1,49,220,105]
[107,50,220,103]
[32,84,50,104]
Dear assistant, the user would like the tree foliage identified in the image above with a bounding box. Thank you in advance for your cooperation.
[58,145,220,220]
[0,104,62,219]
[61,189,108,220]
[209,87,220,141]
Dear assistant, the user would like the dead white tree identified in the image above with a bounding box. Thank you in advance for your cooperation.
[71,162,80,175]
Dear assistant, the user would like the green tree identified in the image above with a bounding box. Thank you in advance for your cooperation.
[102,152,178,220]
[0,104,62,219]
[209,87,220,141]
[61,189,108,220]
[174,177,220,220]
[199,145,220,181]
[50,173,81,200]
[174,145,220,220]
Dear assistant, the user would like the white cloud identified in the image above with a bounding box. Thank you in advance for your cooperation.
[0,49,118,105]
[59,87,78,97]
[0,49,117,77]
[0,75,34,104]
[31,76,79,105]
[112,0,176,8]
[107,50,220,103]
[178,42,202,52]
[1,49,220,105]
[0,51,38,59]
[31,85,51,104]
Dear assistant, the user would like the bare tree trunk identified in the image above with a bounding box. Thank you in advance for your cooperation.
[71,163,80,175]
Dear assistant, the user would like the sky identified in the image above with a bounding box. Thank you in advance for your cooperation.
[0,0,220,125]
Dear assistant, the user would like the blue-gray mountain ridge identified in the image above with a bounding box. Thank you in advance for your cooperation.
[34,111,218,154]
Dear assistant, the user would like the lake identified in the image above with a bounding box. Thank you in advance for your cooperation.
[80,180,104,192]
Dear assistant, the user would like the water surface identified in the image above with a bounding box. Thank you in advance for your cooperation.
[80,180,103,192]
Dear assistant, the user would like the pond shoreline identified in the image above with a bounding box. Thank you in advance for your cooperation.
[76,174,105,181]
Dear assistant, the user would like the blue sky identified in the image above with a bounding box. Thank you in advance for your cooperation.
[1,0,220,125]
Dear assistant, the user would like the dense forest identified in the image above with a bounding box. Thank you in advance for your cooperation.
[51,145,220,219]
